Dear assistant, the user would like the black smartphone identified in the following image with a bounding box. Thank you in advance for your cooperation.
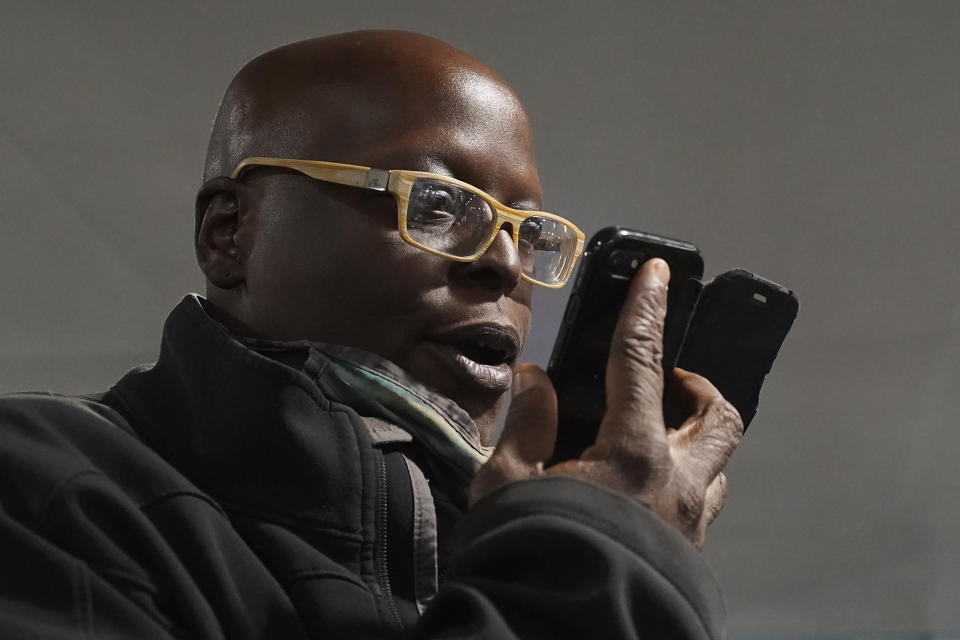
[547,227,704,462]
[676,269,799,431]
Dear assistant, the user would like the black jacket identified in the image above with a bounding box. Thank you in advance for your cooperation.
[0,296,727,638]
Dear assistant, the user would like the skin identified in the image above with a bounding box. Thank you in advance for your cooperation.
[195,31,743,547]
[471,260,743,548]
[197,31,540,441]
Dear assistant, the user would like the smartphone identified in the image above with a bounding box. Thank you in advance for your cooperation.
[676,269,799,431]
[547,227,704,462]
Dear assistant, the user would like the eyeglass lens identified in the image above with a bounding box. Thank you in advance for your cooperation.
[406,178,577,285]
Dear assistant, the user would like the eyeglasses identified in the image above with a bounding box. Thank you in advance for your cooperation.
[230,157,585,288]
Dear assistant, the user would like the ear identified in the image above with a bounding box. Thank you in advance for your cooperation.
[195,177,247,290]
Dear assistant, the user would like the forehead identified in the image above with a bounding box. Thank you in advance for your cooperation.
[255,62,542,208]
[365,68,542,207]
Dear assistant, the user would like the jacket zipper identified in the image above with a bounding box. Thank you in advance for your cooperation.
[375,449,403,628]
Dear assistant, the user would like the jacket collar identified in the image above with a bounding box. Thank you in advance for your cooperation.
[109,295,371,536]
[303,343,492,491]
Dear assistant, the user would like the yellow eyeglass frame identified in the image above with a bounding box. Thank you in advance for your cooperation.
[230,157,585,288]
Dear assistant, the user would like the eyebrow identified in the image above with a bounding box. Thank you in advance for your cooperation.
[508,198,543,212]
[420,158,544,212]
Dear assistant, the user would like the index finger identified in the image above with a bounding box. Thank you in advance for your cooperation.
[595,258,671,448]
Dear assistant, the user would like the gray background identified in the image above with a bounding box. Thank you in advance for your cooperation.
[2,1,958,636]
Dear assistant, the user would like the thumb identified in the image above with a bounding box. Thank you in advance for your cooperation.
[468,364,557,505]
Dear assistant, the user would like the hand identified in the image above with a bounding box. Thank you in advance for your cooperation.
[470,259,744,549]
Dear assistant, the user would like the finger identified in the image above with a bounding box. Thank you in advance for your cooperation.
[664,368,725,428]
[703,472,727,527]
[469,364,557,504]
[596,258,671,447]
[498,364,558,465]
[692,472,727,550]
[669,370,744,488]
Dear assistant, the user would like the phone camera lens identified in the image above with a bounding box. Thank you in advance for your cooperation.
[609,250,644,276]
[609,250,631,276]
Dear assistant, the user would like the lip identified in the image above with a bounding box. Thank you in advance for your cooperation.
[424,342,514,392]
[425,322,522,393]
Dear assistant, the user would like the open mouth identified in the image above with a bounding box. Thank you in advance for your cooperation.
[428,323,521,392]
[447,325,519,366]
[457,340,513,367]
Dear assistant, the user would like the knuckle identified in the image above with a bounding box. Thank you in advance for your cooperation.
[594,438,652,476]
[722,401,745,439]
[620,287,666,338]
[706,498,723,524]
[709,474,727,515]
[588,439,674,494]
[704,397,744,440]
[612,315,664,369]
[603,428,668,464]
[626,329,663,363]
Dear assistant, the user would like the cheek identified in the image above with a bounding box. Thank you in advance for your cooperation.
[507,278,534,335]
[243,207,450,344]
[343,249,435,315]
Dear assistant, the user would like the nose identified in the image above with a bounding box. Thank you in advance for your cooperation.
[450,224,523,293]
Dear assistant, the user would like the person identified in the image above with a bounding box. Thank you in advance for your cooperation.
[0,30,743,639]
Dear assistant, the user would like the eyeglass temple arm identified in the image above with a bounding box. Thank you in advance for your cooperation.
[230,157,390,192]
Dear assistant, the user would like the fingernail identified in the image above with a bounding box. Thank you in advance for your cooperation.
[649,258,670,285]
[512,366,534,397]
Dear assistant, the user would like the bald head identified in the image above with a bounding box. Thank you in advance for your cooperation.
[203,30,531,182]
[195,31,544,439]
